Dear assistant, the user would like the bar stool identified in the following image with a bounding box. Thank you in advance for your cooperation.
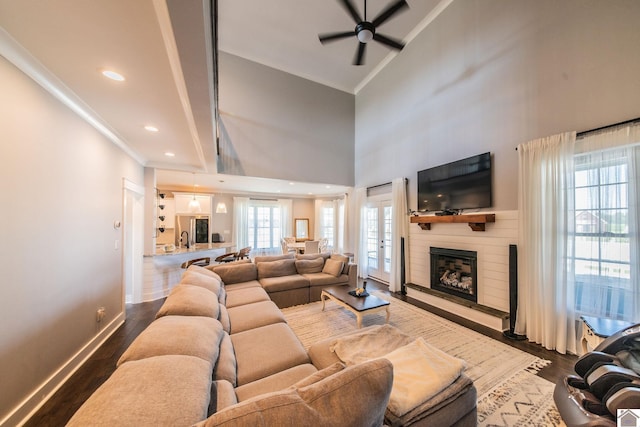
[180,257,211,269]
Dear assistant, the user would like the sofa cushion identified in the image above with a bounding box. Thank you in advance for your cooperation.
[257,258,297,279]
[218,305,231,333]
[330,254,351,275]
[68,355,213,427]
[254,253,295,264]
[188,264,222,281]
[156,284,220,319]
[117,315,224,367]
[303,272,349,287]
[227,300,286,334]
[291,362,345,388]
[259,274,309,293]
[180,270,222,296]
[225,286,271,308]
[295,257,324,274]
[214,332,237,387]
[235,364,319,402]
[196,358,393,427]
[209,380,238,416]
[322,258,344,277]
[210,262,258,284]
[224,280,262,291]
[296,252,331,261]
[231,323,310,386]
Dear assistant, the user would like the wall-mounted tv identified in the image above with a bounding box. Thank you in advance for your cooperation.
[417,152,492,213]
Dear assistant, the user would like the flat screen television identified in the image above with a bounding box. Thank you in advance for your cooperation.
[417,152,492,213]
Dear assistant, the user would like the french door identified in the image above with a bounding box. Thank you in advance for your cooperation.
[366,200,392,283]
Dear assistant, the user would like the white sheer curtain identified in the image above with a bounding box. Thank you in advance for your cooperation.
[573,124,640,323]
[354,187,368,279]
[278,198,293,240]
[515,131,577,354]
[233,197,250,250]
[314,197,346,253]
[314,199,323,241]
[389,178,408,293]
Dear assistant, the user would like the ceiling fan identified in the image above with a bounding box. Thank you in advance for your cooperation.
[318,0,409,66]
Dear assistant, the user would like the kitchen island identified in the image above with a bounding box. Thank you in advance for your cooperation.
[141,243,235,302]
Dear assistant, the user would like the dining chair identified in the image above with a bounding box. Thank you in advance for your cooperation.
[318,237,329,253]
[304,240,320,254]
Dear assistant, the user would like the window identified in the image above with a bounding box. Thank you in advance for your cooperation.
[573,148,635,321]
[247,203,281,251]
[319,205,334,247]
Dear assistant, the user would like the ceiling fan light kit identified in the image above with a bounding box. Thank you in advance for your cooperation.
[318,0,409,65]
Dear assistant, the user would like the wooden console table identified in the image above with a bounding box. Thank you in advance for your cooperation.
[410,214,495,231]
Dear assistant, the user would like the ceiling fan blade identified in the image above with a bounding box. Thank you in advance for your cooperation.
[340,0,363,24]
[354,42,367,65]
[373,33,405,50]
[319,31,356,44]
[371,0,409,27]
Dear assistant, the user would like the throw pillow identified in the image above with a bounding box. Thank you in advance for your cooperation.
[295,258,324,274]
[330,254,350,275]
[196,358,393,427]
[322,258,344,277]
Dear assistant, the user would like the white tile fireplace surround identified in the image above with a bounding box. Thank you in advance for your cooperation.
[407,211,518,331]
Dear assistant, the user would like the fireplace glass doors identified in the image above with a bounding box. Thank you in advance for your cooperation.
[430,247,478,303]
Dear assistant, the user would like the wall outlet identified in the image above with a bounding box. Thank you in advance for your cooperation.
[96,307,106,323]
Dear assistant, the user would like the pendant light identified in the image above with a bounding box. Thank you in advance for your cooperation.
[188,173,201,213]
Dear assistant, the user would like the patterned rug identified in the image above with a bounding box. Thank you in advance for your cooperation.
[281,292,564,426]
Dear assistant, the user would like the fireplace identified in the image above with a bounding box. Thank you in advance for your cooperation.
[430,247,477,303]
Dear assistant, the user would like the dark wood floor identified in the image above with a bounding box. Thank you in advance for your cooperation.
[25,281,577,426]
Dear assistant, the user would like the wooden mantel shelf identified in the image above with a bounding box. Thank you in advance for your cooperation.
[410,213,496,232]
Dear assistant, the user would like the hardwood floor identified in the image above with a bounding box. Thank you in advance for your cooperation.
[25,281,577,426]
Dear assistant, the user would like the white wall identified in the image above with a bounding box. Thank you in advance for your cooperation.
[0,57,143,424]
[355,0,640,211]
[354,0,640,318]
[218,52,355,186]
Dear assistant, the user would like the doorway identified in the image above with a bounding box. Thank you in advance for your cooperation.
[366,199,392,283]
[123,179,144,305]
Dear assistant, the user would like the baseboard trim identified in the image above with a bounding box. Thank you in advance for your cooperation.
[2,311,125,427]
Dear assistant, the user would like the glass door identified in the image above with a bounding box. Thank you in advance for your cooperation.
[366,201,392,283]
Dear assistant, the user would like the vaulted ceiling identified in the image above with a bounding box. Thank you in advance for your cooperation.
[0,0,448,196]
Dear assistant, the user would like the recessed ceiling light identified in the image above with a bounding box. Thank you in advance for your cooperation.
[289,182,295,186]
[144,125,159,132]
[101,69,125,81]
[164,152,175,157]
[325,185,331,189]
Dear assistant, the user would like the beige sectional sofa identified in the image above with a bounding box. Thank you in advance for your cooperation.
[67,253,476,426]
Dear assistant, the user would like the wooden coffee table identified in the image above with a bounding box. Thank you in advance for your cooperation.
[321,285,390,328]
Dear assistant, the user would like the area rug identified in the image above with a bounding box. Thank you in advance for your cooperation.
[281,292,564,426]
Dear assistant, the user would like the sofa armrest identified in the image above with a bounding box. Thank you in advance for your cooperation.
[347,263,357,288]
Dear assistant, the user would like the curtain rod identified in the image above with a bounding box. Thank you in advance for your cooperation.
[515,117,640,150]
[367,177,408,190]
[577,117,640,138]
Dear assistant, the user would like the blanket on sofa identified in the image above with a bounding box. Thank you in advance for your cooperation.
[329,324,467,417]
